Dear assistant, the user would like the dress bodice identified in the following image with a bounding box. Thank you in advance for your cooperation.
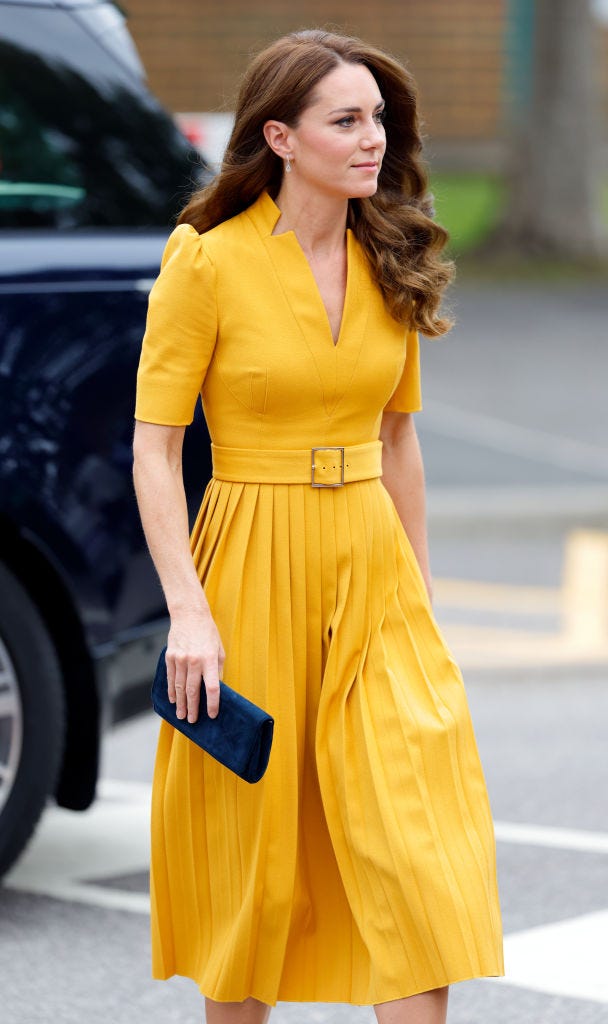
[135,191,421,448]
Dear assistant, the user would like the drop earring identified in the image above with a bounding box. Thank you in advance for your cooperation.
[285,155,292,173]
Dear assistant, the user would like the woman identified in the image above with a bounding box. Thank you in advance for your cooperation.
[133,29,503,1024]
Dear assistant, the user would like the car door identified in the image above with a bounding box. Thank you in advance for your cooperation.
[0,0,217,880]
[0,0,212,660]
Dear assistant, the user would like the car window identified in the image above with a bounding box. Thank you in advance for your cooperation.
[0,4,209,229]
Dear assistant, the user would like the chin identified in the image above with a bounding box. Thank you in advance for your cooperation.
[349,182,379,200]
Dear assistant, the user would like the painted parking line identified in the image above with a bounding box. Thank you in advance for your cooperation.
[441,623,608,669]
[433,578,559,614]
[498,910,608,1004]
[434,528,608,669]
[4,778,151,914]
[495,820,608,855]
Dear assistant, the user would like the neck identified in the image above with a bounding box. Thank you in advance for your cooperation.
[272,183,348,257]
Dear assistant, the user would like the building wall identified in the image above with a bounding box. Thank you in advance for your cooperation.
[123,0,508,142]
[599,23,608,128]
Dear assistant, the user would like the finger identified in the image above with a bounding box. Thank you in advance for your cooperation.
[166,652,177,704]
[202,658,220,719]
[185,662,202,724]
[173,657,188,720]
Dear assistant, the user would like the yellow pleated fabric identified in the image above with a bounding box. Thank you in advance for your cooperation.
[137,191,504,1005]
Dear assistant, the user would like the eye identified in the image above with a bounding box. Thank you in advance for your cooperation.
[335,116,355,128]
[374,108,386,124]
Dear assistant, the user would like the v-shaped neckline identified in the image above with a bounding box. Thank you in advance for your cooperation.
[279,229,353,349]
[256,191,353,350]
[249,191,372,416]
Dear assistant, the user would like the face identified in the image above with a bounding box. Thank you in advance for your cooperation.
[278,62,387,200]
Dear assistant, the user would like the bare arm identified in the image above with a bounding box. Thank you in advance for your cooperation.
[132,420,224,720]
[380,411,432,601]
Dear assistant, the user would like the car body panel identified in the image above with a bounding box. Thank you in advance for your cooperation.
[0,0,212,722]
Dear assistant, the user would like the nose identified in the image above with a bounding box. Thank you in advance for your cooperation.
[360,119,384,149]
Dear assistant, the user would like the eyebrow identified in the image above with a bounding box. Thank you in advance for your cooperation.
[328,100,385,115]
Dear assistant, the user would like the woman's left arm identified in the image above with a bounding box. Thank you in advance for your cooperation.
[380,410,432,601]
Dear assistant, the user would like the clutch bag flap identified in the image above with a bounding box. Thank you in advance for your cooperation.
[151,647,274,784]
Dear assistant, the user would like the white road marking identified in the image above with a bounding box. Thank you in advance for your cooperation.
[495,820,608,855]
[4,778,151,914]
[498,910,608,1004]
[98,777,153,801]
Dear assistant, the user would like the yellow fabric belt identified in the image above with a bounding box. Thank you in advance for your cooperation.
[211,440,383,487]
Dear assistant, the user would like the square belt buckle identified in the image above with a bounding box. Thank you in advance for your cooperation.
[311,446,345,488]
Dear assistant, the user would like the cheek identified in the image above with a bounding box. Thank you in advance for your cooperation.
[299,129,351,164]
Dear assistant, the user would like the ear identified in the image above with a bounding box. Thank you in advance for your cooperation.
[263,120,293,160]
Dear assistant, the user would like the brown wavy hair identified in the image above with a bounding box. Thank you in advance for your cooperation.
[177,29,454,337]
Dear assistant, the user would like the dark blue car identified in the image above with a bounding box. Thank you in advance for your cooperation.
[0,0,213,874]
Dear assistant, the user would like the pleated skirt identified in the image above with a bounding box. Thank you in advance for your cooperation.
[150,476,504,1005]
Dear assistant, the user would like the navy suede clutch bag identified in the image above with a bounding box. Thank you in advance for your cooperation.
[151,647,274,783]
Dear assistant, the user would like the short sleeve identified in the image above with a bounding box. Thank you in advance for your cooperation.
[135,223,217,426]
[383,327,422,413]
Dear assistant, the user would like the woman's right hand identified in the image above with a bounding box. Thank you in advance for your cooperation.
[132,421,225,722]
[165,609,226,722]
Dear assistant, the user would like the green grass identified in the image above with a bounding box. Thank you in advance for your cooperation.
[428,171,608,280]
[430,172,507,255]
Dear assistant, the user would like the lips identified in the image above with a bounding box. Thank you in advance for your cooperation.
[352,162,379,169]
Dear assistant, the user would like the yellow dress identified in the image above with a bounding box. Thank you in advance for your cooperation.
[135,190,504,1005]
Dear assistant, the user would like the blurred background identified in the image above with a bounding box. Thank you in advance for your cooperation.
[1,2,607,1023]
[132,0,608,264]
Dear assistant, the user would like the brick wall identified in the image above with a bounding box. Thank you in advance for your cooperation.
[123,0,508,142]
